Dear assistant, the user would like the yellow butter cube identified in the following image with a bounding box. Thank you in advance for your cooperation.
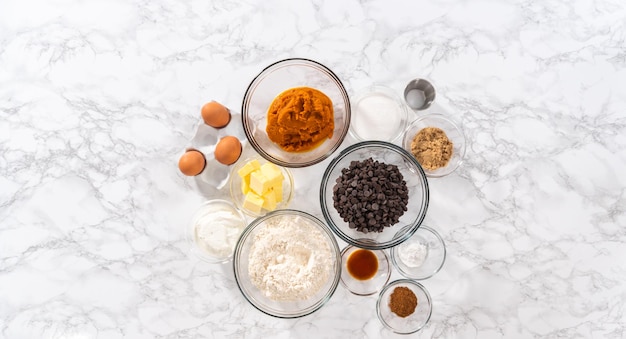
[241,174,250,195]
[237,159,261,178]
[243,191,264,214]
[260,163,284,186]
[249,171,271,196]
[261,190,277,211]
[273,182,283,203]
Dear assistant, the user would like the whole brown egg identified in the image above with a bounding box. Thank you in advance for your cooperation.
[214,136,242,165]
[201,101,231,128]
[178,150,206,176]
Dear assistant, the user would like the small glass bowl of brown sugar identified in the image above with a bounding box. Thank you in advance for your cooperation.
[402,114,466,178]
[376,279,433,334]
[339,245,391,296]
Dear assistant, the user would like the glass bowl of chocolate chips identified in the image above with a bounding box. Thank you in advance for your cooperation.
[320,141,430,250]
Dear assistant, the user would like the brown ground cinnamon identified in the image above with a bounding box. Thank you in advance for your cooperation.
[410,127,453,170]
[389,286,418,317]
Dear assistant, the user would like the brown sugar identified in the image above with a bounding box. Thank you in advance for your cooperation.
[410,127,453,170]
[389,286,418,317]
[266,87,334,152]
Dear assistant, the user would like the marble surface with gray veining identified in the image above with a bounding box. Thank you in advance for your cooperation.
[1,0,625,338]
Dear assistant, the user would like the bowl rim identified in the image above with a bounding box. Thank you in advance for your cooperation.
[376,279,433,334]
[241,57,352,168]
[402,113,466,178]
[390,225,447,280]
[232,209,342,318]
[319,140,430,250]
[187,199,247,264]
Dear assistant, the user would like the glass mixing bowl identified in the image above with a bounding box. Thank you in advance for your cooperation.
[229,156,294,217]
[242,58,351,168]
[320,141,429,250]
[390,225,446,280]
[339,245,391,296]
[377,279,433,334]
[232,209,341,318]
[187,199,247,264]
[402,113,466,177]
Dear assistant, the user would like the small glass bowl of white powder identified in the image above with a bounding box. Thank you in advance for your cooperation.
[390,226,446,280]
[187,199,247,264]
[349,85,408,143]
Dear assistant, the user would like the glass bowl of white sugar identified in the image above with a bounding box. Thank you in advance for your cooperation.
[187,199,248,264]
[390,225,446,280]
[349,85,408,143]
[232,209,342,318]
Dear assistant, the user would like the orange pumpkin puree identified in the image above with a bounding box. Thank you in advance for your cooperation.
[266,87,334,152]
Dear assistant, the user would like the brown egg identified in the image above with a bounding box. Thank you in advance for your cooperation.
[201,101,231,128]
[178,150,206,176]
[214,136,242,165]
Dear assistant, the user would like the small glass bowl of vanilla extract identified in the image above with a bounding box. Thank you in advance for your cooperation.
[339,245,391,296]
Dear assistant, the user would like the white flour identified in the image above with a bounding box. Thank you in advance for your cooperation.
[248,215,333,301]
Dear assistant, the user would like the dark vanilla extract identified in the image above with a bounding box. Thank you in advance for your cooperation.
[347,249,378,280]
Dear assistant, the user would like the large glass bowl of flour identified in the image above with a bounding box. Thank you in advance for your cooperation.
[232,209,341,318]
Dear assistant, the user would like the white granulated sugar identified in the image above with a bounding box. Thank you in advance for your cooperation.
[353,93,402,141]
[248,215,333,301]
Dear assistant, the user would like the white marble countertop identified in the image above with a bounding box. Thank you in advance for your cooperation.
[2,0,626,338]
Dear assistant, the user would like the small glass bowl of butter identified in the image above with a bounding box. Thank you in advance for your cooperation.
[229,157,294,217]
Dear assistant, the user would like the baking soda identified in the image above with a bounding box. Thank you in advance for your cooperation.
[397,241,428,268]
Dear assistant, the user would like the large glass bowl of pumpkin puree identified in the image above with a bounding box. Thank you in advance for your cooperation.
[242,58,351,168]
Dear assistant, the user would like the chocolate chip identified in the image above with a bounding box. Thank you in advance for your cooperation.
[332,157,409,233]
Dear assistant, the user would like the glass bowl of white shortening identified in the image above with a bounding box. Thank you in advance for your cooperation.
[187,199,247,264]
[232,209,341,318]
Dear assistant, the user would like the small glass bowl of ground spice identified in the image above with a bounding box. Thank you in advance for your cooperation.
[339,245,391,296]
[402,114,466,178]
[391,226,446,280]
[376,279,433,334]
